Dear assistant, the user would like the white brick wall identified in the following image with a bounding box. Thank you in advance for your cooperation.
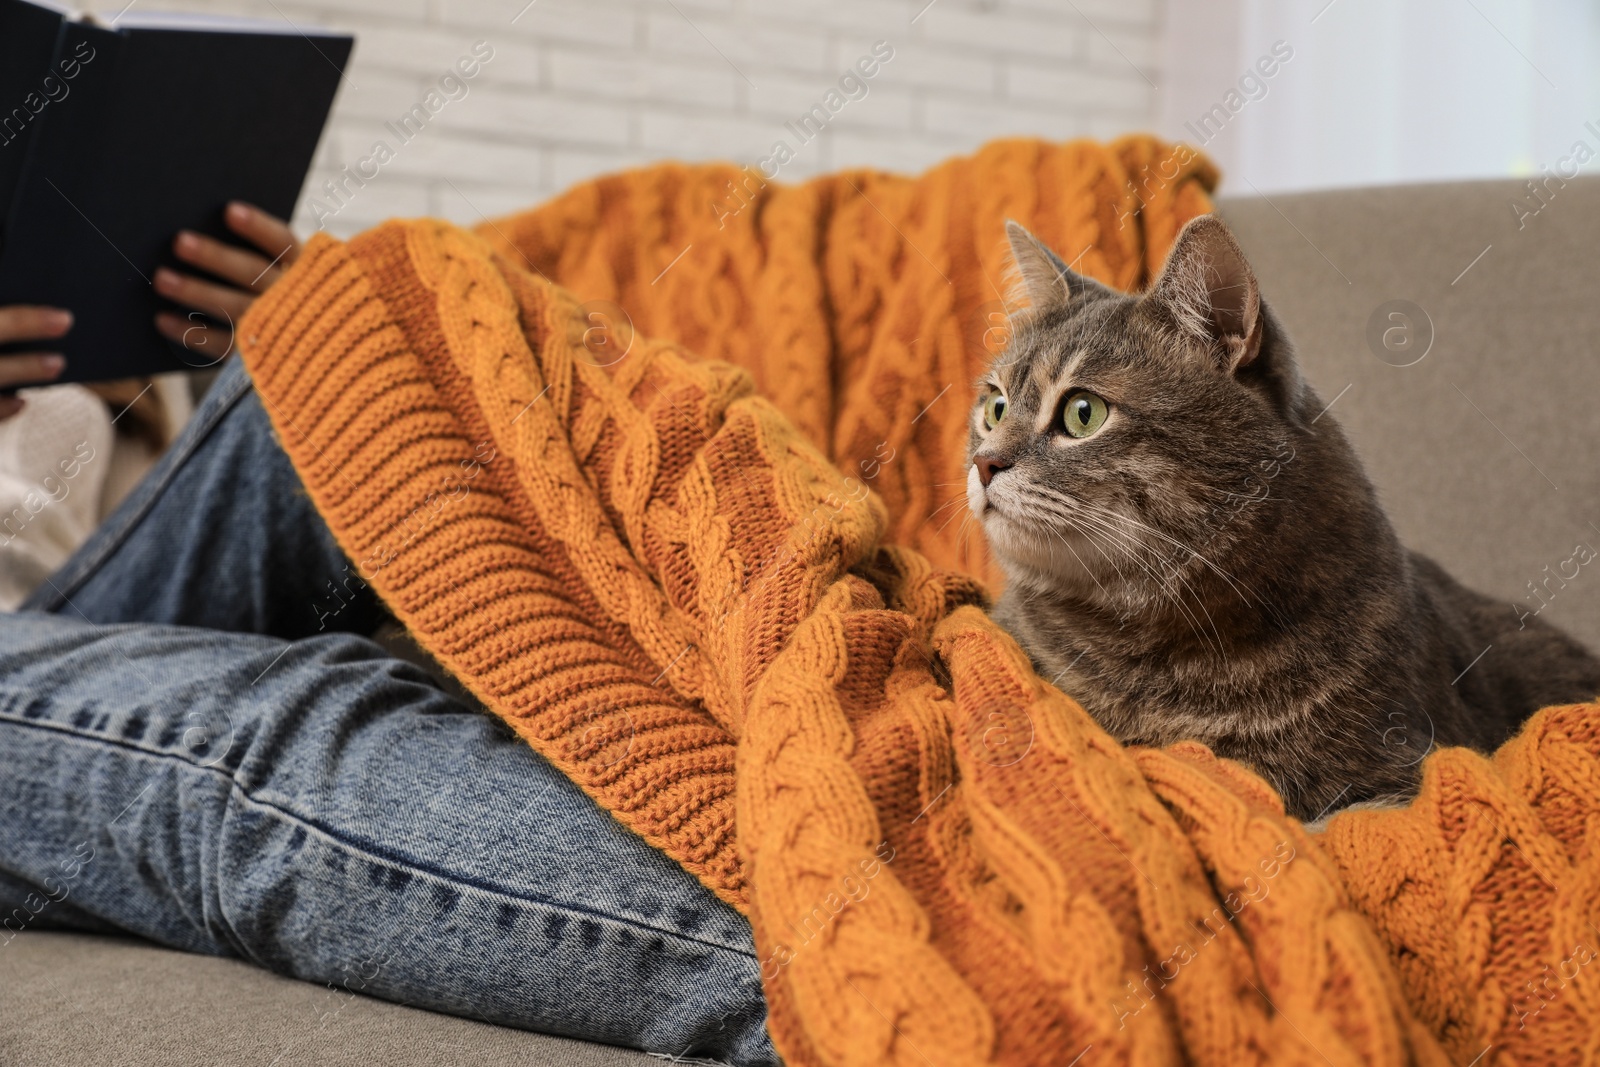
[84,0,1166,238]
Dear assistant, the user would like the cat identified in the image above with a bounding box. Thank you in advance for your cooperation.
[968,214,1600,821]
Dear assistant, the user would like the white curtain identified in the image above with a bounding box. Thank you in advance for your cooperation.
[1160,0,1600,193]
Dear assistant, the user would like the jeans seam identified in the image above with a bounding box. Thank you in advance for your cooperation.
[0,713,758,960]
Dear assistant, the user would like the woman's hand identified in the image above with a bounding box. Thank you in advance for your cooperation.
[0,306,71,420]
[154,201,300,362]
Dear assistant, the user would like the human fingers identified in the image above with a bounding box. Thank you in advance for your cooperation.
[154,267,253,324]
[0,305,71,345]
[0,352,66,389]
[224,201,299,278]
[172,230,279,293]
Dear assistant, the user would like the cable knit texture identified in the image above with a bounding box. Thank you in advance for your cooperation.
[239,137,1600,1066]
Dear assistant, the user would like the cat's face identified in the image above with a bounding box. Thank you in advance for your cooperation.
[968,216,1304,601]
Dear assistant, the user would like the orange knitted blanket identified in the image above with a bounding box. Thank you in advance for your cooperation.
[240,138,1600,1067]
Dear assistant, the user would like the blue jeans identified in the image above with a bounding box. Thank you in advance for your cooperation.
[0,359,776,1065]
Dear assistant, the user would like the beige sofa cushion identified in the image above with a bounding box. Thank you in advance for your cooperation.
[2,932,657,1066]
[1220,178,1600,653]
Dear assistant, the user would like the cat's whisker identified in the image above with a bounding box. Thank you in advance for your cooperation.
[952,513,984,566]
[1025,495,1228,655]
[920,487,975,535]
[1026,505,1201,639]
[1024,497,1146,588]
[1048,510,1145,595]
[933,499,972,536]
[1050,492,1265,613]
[1008,521,1095,609]
[1068,506,1228,639]
[1042,521,1117,602]
[1078,517,1226,656]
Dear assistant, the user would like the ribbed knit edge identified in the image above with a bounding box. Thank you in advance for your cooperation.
[238,224,748,911]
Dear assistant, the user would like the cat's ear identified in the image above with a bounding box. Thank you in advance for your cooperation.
[1005,220,1106,312]
[1147,215,1264,372]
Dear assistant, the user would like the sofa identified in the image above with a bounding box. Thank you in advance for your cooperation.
[6,175,1598,1065]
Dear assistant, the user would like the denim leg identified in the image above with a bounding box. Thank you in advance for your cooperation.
[20,358,386,639]
[2,359,776,1062]
[0,612,775,1064]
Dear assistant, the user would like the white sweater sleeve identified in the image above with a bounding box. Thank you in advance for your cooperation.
[0,385,114,610]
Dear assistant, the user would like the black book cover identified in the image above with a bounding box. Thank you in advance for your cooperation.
[0,0,70,211]
[0,7,351,384]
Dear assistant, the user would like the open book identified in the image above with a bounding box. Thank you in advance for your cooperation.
[0,1,352,383]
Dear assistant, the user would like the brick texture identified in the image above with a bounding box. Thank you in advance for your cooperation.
[83,0,1165,237]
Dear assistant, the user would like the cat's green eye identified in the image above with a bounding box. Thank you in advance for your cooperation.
[1061,390,1109,438]
[983,390,1007,430]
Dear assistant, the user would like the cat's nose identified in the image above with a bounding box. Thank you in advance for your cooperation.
[974,454,1011,487]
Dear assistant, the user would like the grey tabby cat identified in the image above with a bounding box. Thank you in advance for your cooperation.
[969,214,1600,821]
